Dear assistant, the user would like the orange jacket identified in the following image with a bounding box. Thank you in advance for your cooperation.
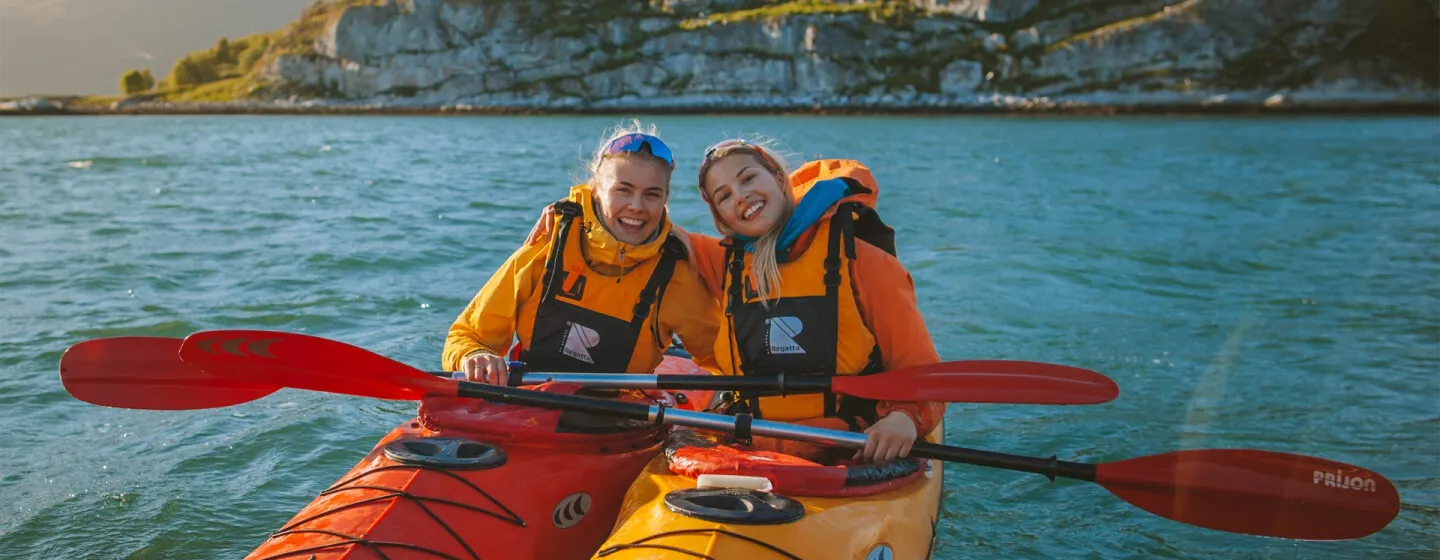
[686,159,945,435]
[443,183,720,374]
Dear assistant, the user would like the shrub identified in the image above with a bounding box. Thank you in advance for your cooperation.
[214,38,236,64]
[236,36,271,72]
[119,69,156,94]
[168,56,218,88]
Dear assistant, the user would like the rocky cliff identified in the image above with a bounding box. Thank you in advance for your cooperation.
[148,0,1440,111]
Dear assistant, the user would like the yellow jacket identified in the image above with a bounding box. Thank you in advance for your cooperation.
[443,183,721,373]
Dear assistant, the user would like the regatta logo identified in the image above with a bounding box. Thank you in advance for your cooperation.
[560,322,600,364]
[1314,470,1378,493]
[765,317,805,355]
[192,336,281,359]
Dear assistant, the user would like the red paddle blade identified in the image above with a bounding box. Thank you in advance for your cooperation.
[178,330,451,401]
[1096,449,1400,540]
[60,337,278,410]
[834,360,1119,404]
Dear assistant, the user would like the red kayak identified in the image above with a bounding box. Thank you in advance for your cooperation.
[245,355,713,560]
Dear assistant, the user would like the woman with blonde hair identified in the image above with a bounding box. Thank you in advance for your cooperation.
[443,122,719,382]
[679,138,945,464]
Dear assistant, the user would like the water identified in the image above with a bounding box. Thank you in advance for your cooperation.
[0,115,1435,558]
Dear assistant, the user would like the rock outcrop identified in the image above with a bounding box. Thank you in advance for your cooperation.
[90,0,1440,112]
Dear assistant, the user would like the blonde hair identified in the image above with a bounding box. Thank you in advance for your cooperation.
[696,138,794,304]
[584,119,674,193]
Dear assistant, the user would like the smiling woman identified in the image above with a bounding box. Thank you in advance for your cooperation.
[587,131,674,246]
[680,141,946,466]
[441,120,722,388]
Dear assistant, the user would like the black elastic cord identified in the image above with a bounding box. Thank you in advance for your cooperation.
[596,529,803,560]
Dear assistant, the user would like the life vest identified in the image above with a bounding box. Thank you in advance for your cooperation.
[520,198,687,373]
[715,160,896,427]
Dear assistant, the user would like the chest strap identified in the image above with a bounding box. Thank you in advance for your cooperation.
[538,200,583,306]
[630,235,683,329]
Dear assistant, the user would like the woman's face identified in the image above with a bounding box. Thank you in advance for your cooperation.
[702,153,787,238]
[594,157,669,245]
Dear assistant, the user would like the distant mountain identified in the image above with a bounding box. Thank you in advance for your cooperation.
[0,0,311,95]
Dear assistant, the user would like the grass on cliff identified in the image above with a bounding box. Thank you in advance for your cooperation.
[679,1,885,30]
[1045,0,1201,54]
[269,0,388,55]
[164,78,256,102]
[142,0,383,102]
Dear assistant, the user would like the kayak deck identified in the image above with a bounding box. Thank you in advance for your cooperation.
[594,422,946,560]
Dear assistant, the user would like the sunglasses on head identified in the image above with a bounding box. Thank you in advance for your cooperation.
[702,139,778,171]
[604,133,675,167]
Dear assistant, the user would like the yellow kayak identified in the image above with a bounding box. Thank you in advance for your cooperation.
[594,423,945,560]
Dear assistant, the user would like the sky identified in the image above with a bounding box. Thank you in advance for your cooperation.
[0,0,314,96]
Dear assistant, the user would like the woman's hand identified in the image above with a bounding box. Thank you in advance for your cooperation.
[461,351,510,385]
[524,205,558,246]
[853,411,918,463]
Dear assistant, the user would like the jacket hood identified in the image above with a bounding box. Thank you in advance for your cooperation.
[564,183,672,274]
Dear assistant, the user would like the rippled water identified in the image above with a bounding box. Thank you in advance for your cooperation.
[0,115,1435,558]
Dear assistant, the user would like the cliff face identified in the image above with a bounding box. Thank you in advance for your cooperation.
[235,0,1438,109]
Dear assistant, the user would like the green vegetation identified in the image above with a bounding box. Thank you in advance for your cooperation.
[215,38,236,64]
[268,0,385,56]
[145,0,383,101]
[163,78,254,102]
[167,55,217,88]
[675,1,928,35]
[153,34,275,98]
[679,0,877,30]
[1045,0,1199,54]
[119,69,156,94]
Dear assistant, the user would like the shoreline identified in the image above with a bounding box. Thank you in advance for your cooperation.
[3,99,1437,117]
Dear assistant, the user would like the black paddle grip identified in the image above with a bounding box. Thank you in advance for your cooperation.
[908,442,1097,482]
[455,380,653,421]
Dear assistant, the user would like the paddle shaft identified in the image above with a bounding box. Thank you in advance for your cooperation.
[454,378,1097,481]
[492,359,1121,406]
[909,441,1095,481]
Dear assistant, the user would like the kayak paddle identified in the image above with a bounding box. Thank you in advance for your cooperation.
[60,335,1117,410]
[59,336,278,410]
[175,329,1399,541]
[506,359,1117,405]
